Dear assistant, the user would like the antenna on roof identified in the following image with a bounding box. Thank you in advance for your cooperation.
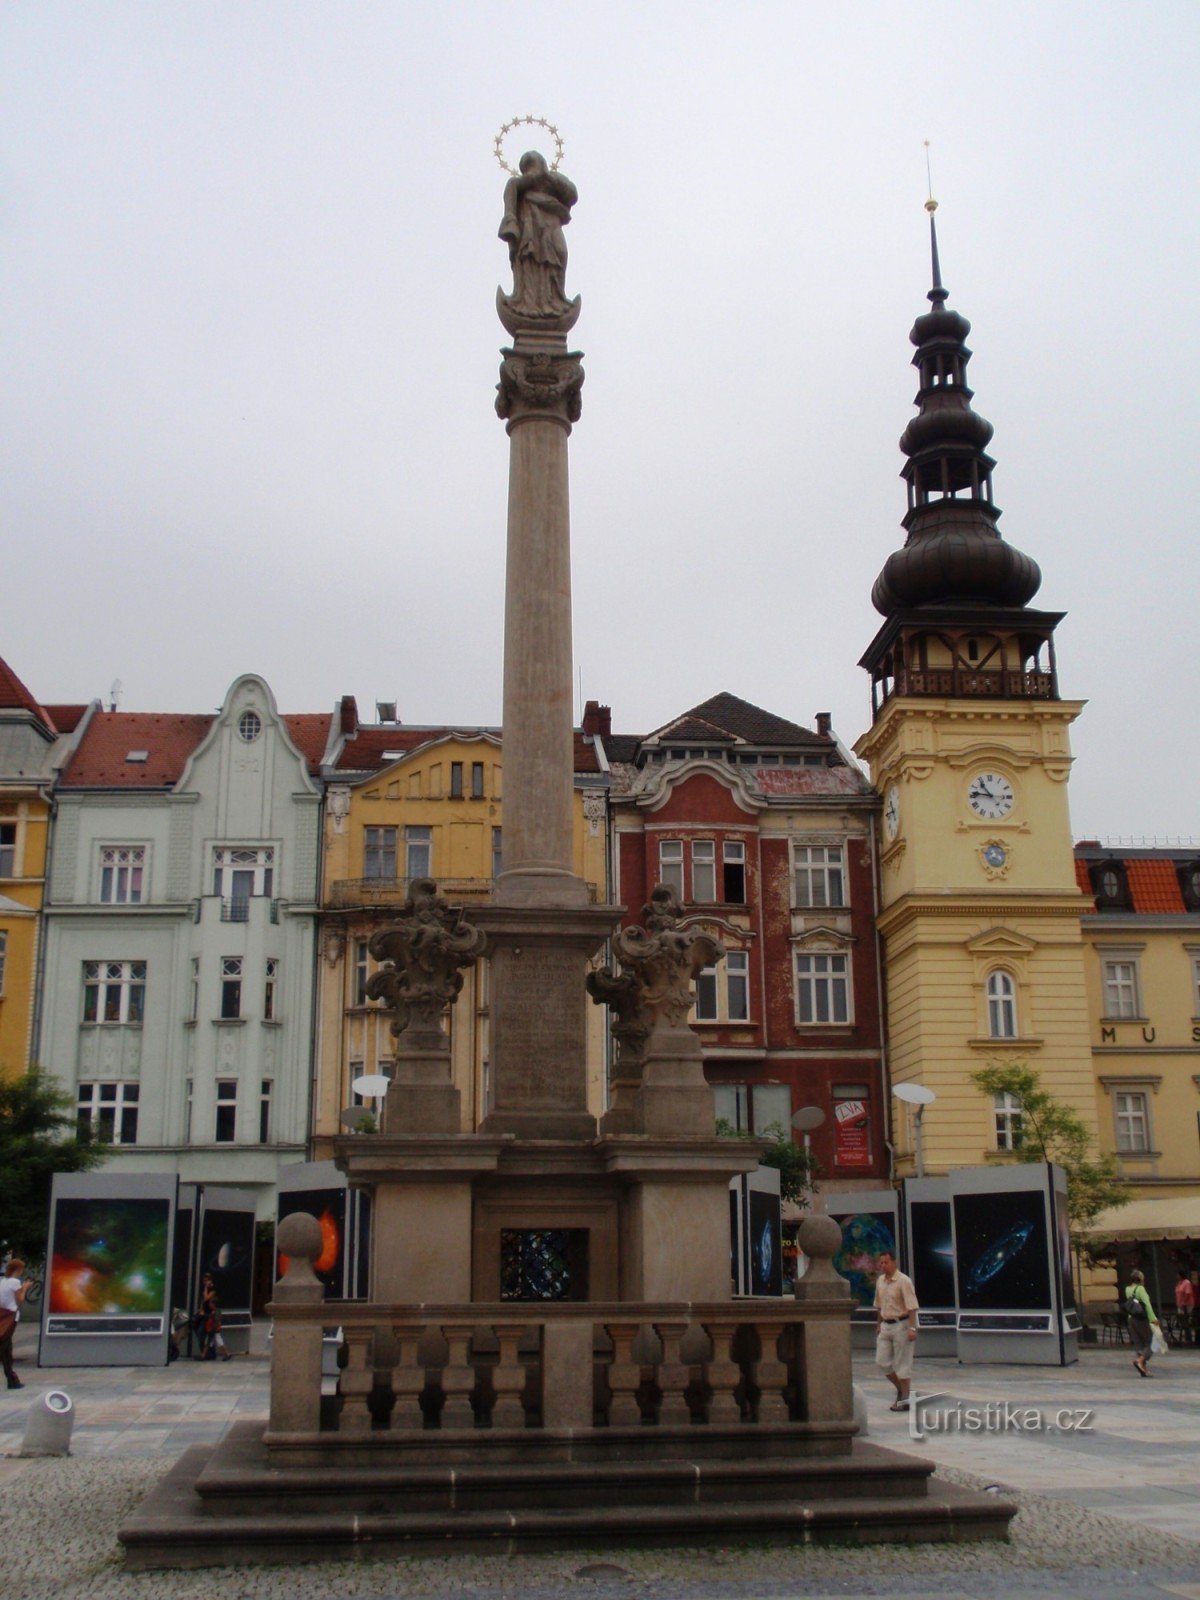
[109,679,123,712]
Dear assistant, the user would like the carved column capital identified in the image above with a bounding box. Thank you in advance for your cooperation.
[496,346,584,430]
[366,877,486,1038]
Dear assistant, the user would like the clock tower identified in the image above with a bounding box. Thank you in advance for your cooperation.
[854,208,1097,1174]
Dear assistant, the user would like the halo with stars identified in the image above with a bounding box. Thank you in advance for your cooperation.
[493,116,565,176]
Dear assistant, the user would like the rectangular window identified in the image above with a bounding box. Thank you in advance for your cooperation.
[0,821,15,877]
[354,939,370,1006]
[691,840,716,903]
[795,952,850,1024]
[259,1080,272,1144]
[1103,959,1140,1019]
[352,1060,394,1107]
[659,839,684,898]
[82,960,146,1024]
[1115,1090,1150,1153]
[450,761,464,799]
[723,840,746,904]
[213,846,274,914]
[694,965,718,1021]
[189,957,199,1022]
[364,826,397,880]
[220,958,242,1020]
[99,845,145,904]
[994,1090,1024,1151]
[215,1080,238,1143]
[184,1078,193,1143]
[793,844,845,908]
[1193,955,1200,1017]
[472,761,485,799]
[752,1083,792,1136]
[713,1083,749,1132]
[77,1081,139,1145]
[492,826,503,882]
[264,958,278,1021]
[726,950,750,1020]
[406,826,432,879]
[0,930,6,996]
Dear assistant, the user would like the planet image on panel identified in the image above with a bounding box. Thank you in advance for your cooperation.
[966,1219,1034,1295]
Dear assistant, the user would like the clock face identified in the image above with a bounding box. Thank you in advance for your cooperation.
[884,784,901,840]
[967,772,1015,820]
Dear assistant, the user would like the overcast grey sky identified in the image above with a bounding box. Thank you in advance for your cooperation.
[3,2,1197,841]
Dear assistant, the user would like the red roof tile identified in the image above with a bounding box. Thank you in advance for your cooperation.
[1126,858,1186,914]
[1074,858,1096,909]
[0,655,55,731]
[334,726,601,776]
[42,704,88,734]
[283,714,333,775]
[61,712,214,788]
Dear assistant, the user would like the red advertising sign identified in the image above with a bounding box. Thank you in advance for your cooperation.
[834,1098,871,1168]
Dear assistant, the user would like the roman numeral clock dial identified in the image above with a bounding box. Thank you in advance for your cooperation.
[966,772,1014,820]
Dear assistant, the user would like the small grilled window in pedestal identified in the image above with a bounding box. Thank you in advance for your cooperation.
[500,1229,589,1301]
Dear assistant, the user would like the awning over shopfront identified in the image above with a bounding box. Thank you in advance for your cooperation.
[1086,1196,1200,1243]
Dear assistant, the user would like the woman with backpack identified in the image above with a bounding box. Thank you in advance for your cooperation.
[1125,1268,1160,1377]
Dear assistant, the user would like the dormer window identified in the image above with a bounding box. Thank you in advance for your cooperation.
[1178,860,1200,912]
[1089,860,1131,912]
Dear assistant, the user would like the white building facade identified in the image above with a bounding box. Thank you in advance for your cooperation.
[38,675,331,1217]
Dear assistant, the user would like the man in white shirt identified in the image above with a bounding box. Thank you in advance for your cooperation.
[1,1257,30,1391]
[873,1249,918,1411]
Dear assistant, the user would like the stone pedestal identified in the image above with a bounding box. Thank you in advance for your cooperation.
[382,1022,461,1137]
[636,1020,717,1137]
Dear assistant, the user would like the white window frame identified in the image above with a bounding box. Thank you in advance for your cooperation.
[0,929,6,996]
[987,969,1018,1039]
[189,956,199,1022]
[98,844,146,904]
[215,1079,238,1143]
[723,839,746,904]
[726,950,750,1021]
[82,960,146,1025]
[994,1090,1024,1151]
[1102,957,1141,1019]
[794,950,851,1025]
[353,939,371,1006]
[659,839,684,898]
[184,1077,193,1143]
[213,845,275,902]
[77,1081,139,1145]
[405,826,432,879]
[792,843,846,908]
[691,840,716,904]
[220,957,243,1020]
[0,819,16,878]
[1190,951,1200,1018]
[1114,1089,1151,1153]
[694,964,718,1021]
[259,1079,273,1143]
[264,958,279,1021]
[364,826,397,880]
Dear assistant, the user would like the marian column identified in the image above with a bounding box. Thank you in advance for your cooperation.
[479,148,618,1138]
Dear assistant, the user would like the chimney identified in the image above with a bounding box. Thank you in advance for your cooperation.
[815,711,832,737]
[582,699,612,740]
[339,695,358,736]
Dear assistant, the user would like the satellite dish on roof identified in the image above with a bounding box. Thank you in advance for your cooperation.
[893,1083,936,1105]
[351,1074,391,1100]
[791,1106,826,1131]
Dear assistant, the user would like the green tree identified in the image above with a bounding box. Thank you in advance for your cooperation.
[970,1062,1128,1253]
[0,1068,106,1264]
[716,1119,820,1205]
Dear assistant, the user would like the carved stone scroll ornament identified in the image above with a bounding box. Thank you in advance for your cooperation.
[609,884,726,1031]
[495,348,584,427]
[366,878,486,1040]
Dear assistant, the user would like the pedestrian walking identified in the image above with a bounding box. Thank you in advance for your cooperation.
[1125,1267,1160,1376]
[199,1274,232,1361]
[1174,1270,1195,1347]
[1,1256,31,1390]
[874,1248,918,1411]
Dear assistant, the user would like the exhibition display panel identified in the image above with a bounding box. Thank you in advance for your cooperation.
[903,1176,957,1357]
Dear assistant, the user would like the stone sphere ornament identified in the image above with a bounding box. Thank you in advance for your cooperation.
[276,1211,323,1266]
[493,116,565,175]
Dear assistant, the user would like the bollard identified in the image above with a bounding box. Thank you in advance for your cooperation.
[20,1390,74,1456]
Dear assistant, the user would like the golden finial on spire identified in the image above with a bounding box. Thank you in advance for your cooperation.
[924,140,938,214]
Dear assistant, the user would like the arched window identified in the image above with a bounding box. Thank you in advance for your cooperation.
[986,970,1018,1039]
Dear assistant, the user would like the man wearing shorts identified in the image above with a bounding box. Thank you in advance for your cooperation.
[874,1249,918,1411]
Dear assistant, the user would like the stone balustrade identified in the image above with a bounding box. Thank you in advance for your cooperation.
[265,1298,852,1447]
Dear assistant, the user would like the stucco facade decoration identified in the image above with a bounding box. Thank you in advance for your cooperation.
[1075,845,1200,1231]
[310,701,609,1158]
[37,675,332,1218]
[0,655,92,1081]
[599,693,887,1190]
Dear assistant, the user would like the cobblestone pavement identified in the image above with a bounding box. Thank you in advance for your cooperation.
[2,1322,1198,1599]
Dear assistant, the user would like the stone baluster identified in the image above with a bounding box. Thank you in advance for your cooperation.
[390,1321,427,1431]
[267,1213,326,1437]
[338,1324,376,1434]
[604,1322,643,1427]
[702,1319,744,1425]
[654,1320,692,1426]
[439,1324,477,1430]
[754,1321,790,1423]
[490,1322,529,1429]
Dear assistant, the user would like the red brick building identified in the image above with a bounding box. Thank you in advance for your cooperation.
[595,693,887,1190]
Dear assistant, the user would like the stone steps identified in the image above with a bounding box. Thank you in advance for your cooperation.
[119,1423,1017,1569]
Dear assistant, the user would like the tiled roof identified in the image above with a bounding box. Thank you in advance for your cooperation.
[283,715,333,774]
[1074,858,1096,909]
[42,704,88,734]
[333,726,601,776]
[1126,858,1186,914]
[61,713,214,788]
[648,693,829,750]
[0,655,55,731]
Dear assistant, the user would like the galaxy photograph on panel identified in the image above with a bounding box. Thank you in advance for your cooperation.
[953,1189,1051,1312]
[49,1196,170,1315]
[199,1207,256,1313]
[277,1186,345,1296]
[909,1200,956,1309]
[831,1211,896,1309]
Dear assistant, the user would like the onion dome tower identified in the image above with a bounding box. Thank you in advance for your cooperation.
[860,204,1062,718]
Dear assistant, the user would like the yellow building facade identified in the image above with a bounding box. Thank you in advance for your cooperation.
[312,727,610,1157]
[854,231,1099,1176]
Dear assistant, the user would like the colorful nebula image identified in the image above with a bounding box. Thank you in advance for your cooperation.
[830,1211,896,1308]
[49,1197,170,1315]
[277,1187,345,1296]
